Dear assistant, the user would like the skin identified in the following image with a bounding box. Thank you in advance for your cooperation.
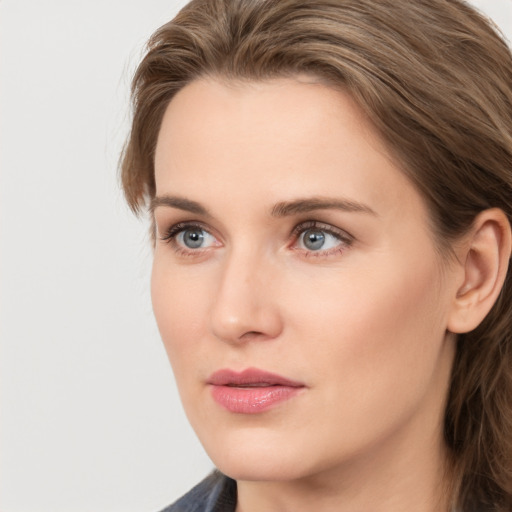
[151,77,463,512]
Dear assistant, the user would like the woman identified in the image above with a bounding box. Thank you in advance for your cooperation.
[120,0,512,510]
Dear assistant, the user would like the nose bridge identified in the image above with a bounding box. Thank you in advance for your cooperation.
[209,242,282,343]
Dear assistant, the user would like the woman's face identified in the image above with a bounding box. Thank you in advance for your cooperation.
[152,77,459,483]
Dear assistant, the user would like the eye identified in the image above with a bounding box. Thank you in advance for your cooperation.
[292,222,353,255]
[161,222,220,252]
[177,227,214,249]
[298,228,340,251]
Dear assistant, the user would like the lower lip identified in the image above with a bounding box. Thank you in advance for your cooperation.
[210,385,303,414]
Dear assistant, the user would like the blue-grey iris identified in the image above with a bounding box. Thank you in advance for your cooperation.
[183,228,205,248]
[303,229,325,250]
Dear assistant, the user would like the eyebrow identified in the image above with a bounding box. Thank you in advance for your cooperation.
[150,194,377,217]
[150,195,210,216]
[271,197,377,217]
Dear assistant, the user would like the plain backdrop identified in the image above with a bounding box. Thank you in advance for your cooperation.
[1,1,511,511]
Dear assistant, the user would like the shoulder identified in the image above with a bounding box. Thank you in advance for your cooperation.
[158,470,237,512]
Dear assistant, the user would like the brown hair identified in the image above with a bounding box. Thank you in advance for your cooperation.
[120,0,512,509]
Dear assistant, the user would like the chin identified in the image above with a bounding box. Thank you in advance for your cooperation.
[199,428,324,482]
[214,453,310,482]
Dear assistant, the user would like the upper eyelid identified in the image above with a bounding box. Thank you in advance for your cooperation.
[159,220,214,240]
[291,220,354,240]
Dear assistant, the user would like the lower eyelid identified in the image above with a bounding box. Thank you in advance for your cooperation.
[294,245,347,258]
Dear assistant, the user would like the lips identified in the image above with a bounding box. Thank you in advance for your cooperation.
[208,368,304,387]
[207,368,305,414]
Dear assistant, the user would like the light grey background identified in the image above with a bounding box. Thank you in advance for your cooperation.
[1,1,511,511]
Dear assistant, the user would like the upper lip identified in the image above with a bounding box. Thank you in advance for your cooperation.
[207,368,305,387]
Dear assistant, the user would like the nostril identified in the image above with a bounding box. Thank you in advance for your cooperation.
[239,330,265,341]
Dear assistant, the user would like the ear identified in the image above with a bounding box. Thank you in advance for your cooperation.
[447,208,511,334]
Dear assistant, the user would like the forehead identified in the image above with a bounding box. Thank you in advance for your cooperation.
[156,76,377,150]
[154,77,424,222]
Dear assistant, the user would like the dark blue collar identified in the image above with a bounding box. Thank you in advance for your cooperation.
[160,471,237,512]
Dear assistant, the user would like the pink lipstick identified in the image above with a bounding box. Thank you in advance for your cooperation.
[207,368,305,414]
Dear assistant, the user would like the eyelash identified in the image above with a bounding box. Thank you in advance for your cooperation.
[159,220,354,258]
[290,220,353,257]
[160,222,215,257]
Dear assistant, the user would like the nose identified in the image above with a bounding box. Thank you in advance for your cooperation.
[209,248,283,344]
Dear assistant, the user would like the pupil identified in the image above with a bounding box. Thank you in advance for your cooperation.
[304,229,325,250]
[184,229,204,248]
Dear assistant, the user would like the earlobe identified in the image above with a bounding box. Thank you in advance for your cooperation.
[447,208,511,334]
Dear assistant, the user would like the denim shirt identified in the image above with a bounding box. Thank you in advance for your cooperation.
[159,471,237,512]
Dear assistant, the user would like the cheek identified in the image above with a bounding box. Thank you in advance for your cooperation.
[150,256,212,377]
[269,253,451,460]
[284,251,447,399]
